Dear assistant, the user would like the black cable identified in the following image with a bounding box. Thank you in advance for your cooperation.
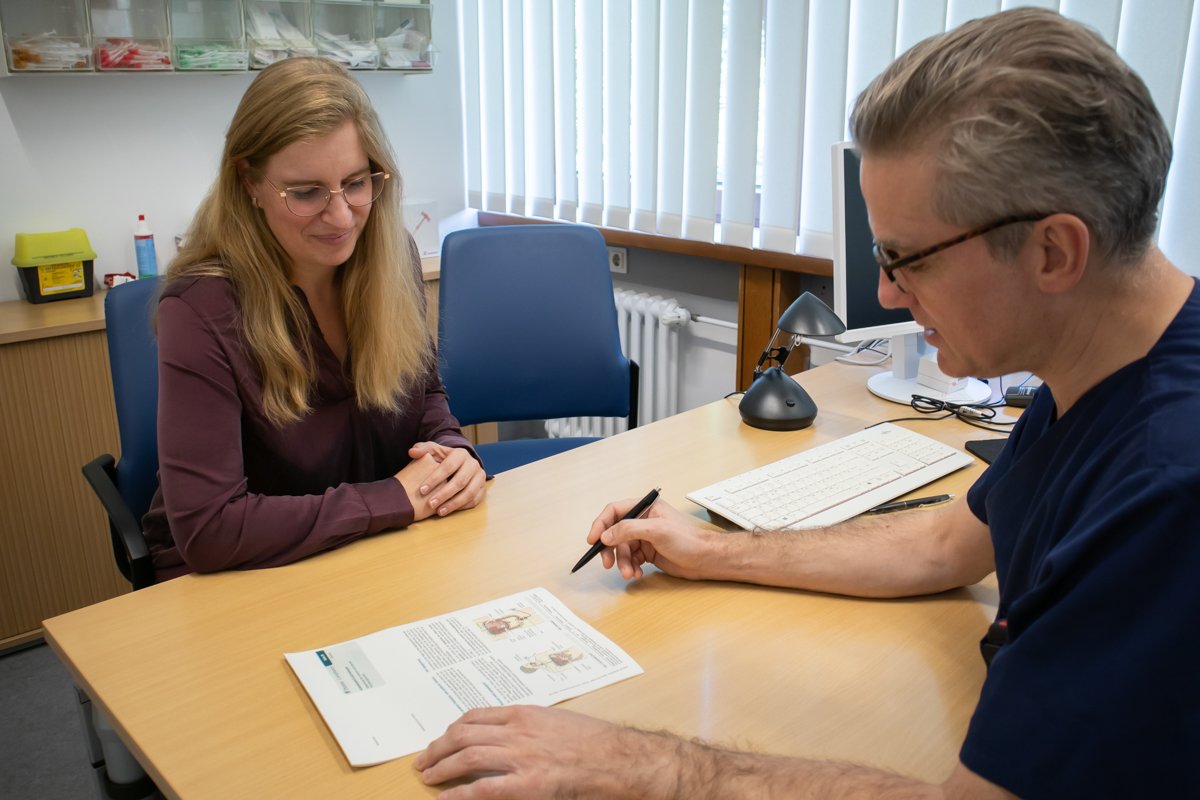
[868,394,1016,434]
[910,394,1016,432]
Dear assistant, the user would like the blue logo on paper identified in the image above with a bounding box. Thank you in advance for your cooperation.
[317,650,332,667]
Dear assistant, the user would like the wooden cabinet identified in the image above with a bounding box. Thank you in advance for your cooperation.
[0,294,126,649]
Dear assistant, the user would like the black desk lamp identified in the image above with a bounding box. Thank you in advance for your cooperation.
[739,292,847,431]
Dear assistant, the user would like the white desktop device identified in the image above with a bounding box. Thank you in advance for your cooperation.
[830,142,990,406]
[687,423,972,531]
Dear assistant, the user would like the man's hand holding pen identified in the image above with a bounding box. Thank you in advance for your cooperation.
[582,494,725,581]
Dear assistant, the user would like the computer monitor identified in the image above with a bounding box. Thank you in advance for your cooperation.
[830,141,990,405]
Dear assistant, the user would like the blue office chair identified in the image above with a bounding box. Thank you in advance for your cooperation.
[81,277,161,591]
[438,225,638,474]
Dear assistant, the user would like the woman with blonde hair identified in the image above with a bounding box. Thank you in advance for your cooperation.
[144,58,485,581]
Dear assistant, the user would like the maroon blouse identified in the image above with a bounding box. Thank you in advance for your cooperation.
[143,275,473,581]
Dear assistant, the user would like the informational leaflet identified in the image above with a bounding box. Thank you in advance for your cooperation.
[285,587,643,767]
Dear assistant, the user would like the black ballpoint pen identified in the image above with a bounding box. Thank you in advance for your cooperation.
[571,487,661,573]
[867,493,953,514]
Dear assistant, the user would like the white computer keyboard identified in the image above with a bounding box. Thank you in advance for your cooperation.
[686,423,973,531]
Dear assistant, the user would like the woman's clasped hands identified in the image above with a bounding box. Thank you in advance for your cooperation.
[397,442,487,521]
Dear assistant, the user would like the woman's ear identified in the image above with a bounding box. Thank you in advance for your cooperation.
[237,160,258,205]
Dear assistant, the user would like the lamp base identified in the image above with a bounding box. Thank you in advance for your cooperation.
[739,367,818,431]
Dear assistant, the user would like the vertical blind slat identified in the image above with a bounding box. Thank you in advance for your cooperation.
[552,0,579,221]
[656,0,689,237]
[461,0,483,210]
[480,1,507,212]
[719,0,764,248]
[896,0,948,54]
[503,1,527,214]
[631,0,661,233]
[605,0,634,229]
[578,0,605,225]
[1159,1,1200,272]
[681,0,724,242]
[1058,0,1120,42]
[946,0,1001,30]
[1116,0,1193,136]
[525,0,556,219]
[799,0,852,253]
[758,0,809,252]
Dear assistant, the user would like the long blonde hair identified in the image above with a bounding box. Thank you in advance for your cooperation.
[168,57,432,427]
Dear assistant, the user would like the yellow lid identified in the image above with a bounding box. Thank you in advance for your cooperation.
[12,228,96,267]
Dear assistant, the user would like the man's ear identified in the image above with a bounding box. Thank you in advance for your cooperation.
[1033,213,1090,294]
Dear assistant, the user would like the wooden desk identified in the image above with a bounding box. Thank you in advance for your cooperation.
[0,258,442,649]
[44,363,1003,798]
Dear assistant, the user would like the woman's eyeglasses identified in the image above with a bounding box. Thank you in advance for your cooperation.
[263,171,390,217]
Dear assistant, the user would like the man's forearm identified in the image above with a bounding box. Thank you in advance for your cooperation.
[634,730,943,800]
[705,500,993,598]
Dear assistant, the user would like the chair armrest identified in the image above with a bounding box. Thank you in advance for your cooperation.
[82,454,154,590]
[627,360,640,429]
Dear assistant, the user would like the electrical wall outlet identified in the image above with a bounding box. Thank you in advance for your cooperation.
[607,246,628,274]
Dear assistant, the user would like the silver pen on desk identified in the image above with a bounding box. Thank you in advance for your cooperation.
[867,493,954,514]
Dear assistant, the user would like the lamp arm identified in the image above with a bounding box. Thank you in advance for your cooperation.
[754,331,802,377]
[754,329,782,374]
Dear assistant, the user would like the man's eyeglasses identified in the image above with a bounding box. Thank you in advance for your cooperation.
[263,171,390,217]
[873,213,1048,283]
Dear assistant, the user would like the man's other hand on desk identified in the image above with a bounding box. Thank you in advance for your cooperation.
[415,706,679,800]
[416,705,1017,800]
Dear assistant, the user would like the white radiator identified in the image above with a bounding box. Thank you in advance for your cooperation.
[545,289,690,439]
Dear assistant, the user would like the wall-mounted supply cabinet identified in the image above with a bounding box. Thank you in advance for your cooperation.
[0,0,432,75]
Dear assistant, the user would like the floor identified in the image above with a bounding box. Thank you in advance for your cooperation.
[0,641,96,799]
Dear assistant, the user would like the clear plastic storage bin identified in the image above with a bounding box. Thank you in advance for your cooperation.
[1,0,93,72]
[89,0,172,70]
[375,1,432,71]
[313,0,377,70]
[169,0,248,71]
[244,0,316,69]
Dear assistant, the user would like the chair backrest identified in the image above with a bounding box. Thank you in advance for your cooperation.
[104,277,161,523]
[438,225,631,426]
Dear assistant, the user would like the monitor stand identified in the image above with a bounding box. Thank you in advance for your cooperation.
[867,332,992,406]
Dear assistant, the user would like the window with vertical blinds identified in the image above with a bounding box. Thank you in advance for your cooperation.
[458,0,1199,274]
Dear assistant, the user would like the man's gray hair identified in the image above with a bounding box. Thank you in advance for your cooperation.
[850,7,1172,266]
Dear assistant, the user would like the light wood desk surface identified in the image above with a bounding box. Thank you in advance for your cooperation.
[44,363,1005,799]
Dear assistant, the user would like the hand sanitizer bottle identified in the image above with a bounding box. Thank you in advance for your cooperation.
[134,214,158,279]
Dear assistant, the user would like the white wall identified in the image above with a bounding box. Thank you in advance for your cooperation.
[0,1,465,304]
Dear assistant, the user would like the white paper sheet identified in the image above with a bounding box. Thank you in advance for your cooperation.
[285,587,643,766]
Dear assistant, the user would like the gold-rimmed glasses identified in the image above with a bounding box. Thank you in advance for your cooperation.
[262,171,390,217]
[873,213,1048,286]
